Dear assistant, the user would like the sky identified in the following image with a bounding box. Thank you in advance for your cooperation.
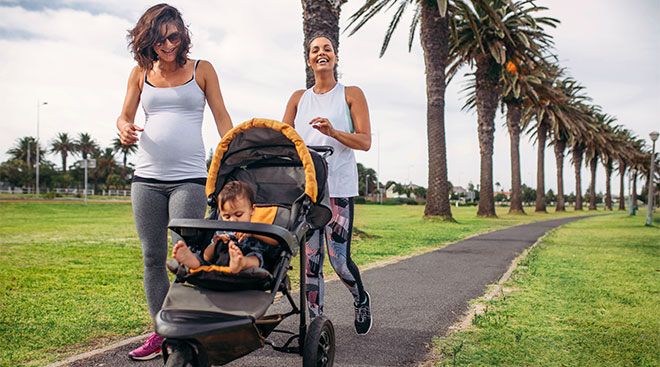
[0,0,658,195]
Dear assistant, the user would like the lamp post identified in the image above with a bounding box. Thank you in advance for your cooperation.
[628,167,633,216]
[646,131,659,226]
[36,100,48,196]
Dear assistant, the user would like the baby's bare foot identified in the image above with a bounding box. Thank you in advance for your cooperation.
[228,241,245,274]
[173,241,201,269]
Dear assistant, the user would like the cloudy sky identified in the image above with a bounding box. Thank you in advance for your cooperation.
[1,0,658,195]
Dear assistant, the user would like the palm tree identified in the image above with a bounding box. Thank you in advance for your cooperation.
[301,0,347,88]
[50,132,77,173]
[522,65,563,213]
[90,147,120,192]
[459,1,558,215]
[584,113,614,210]
[112,134,138,179]
[448,0,559,217]
[601,124,630,211]
[7,136,42,166]
[613,128,636,210]
[76,132,99,160]
[547,78,592,212]
[347,0,508,220]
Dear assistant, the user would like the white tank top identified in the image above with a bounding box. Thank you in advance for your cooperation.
[135,60,208,180]
[294,83,358,198]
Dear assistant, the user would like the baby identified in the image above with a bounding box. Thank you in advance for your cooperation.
[173,181,278,274]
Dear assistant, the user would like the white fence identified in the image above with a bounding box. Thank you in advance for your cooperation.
[0,187,130,196]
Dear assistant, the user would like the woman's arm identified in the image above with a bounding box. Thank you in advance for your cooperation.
[198,60,233,137]
[308,86,371,151]
[116,66,144,145]
[281,90,305,127]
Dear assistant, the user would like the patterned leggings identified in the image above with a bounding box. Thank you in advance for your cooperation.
[305,197,366,319]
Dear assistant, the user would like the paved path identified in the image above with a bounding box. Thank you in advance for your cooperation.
[64,216,585,367]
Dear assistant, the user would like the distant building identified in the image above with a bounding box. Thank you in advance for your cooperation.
[453,186,467,195]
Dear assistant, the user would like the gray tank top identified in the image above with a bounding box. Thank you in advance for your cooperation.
[134,60,208,180]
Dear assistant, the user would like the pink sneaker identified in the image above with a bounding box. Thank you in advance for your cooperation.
[129,333,164,360]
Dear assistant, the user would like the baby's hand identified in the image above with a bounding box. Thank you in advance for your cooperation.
[214,233,231,244]
[234,232,249,243]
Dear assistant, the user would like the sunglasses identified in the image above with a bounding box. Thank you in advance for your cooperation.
[155,33,181,47]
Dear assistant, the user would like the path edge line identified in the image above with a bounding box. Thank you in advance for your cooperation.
[45,333,150,367]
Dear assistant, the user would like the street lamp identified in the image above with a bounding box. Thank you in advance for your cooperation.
[646,131,659,226]
[36,100,48,196]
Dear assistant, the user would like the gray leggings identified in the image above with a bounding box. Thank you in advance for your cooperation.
[131,181,207,320]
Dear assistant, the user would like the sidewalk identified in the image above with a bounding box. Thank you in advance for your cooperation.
[63,216,586,367]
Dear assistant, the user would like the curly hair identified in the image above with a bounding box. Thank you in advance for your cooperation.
[219,181,256,210]
[127,3,191,70]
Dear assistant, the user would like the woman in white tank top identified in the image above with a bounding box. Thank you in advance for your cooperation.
[116,4,233,360]
[282,33,374,335]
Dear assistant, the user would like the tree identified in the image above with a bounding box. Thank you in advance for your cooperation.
[112,134,138,180]
[90,148,120,191]
[521,183,535,204]
[50,132,77,173]
[357,162,377,196]
[547,77,592,212]
[7,136,43,167]
[301,0,346,88]
[348,0,505,220]
[585,113,614,211]
[413,185,427,199]
[0,159,29,189]
[449,0,557,217]
[545,188,555,204]
[76,132,100,160]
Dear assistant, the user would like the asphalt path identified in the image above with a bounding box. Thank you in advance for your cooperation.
[63,216,585,367]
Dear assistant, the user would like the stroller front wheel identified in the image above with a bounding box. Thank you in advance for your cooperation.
[303,315,335,367]
[163,339,206,367]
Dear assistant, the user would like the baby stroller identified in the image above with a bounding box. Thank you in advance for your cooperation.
[155,119,335,367]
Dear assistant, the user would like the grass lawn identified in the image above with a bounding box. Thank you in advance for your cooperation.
[431,213,660,366]
[0,201,631,366]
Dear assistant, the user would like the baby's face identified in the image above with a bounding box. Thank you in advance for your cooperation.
[220,197,254,222]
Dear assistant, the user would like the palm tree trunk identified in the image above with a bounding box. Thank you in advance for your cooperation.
[604,163,612,210]
[588,156,598,210]
[420,2,453,221]
[301,0,345,88]
[535,118,548,213]
[506,102,524,214]
[618,159,626,210]
[554,138,566,212]
[573,145,583,210]
[61,152,67,173]
[475,55,499,217]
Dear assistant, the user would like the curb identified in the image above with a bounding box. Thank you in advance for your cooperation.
[45,334,150,367]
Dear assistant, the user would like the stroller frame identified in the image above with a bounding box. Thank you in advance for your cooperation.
[154,119,335,367]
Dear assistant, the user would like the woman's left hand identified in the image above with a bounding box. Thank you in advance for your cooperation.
[310,117,336,138]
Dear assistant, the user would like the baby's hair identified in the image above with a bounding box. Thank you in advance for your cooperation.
[219,181,255,209]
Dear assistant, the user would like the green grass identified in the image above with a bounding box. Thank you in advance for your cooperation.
[431,213,660,366]
[0,201,628,365]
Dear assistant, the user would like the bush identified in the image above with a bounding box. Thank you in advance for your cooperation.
[354,196,366,204]
[382,198,419,205]
[43,191,62,199]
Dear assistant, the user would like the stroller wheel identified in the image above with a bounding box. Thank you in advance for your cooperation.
[164,339,205,367]
[303,315,335,367]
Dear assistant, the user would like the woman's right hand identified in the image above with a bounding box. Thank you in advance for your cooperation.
[118,122,143,145]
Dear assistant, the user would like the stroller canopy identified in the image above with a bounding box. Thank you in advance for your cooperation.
[206,118,330,231]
